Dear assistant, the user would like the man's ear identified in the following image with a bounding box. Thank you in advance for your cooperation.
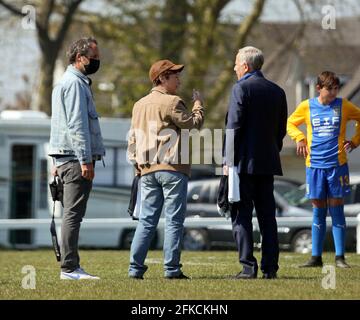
[316,84,321,92]
[76,53,82,63]
[244,63,250,73]
[159,74,165,84]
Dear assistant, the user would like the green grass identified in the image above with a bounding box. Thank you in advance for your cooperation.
[0,250,359,300]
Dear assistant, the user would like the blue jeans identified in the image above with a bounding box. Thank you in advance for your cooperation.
[129,171,188,277]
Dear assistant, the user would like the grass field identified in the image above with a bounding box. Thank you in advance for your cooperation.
[0,250,359,300]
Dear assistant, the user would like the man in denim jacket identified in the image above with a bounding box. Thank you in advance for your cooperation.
[49,37,105,280]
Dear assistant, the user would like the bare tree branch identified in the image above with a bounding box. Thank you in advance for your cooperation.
[37,0,55,31]
[0,0,25,17]
[54,0,82,52]
[263,0,306,73]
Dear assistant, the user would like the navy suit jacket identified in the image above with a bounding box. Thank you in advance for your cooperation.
[225,71,288,175]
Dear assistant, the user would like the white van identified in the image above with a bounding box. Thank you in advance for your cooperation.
[0,110,137,249]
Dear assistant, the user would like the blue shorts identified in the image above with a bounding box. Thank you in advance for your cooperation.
[305,164,350,199]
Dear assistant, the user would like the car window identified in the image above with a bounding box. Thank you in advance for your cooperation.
[353,184,360,203]
[274,183,296,195]
[188,182,218,204]
[211,182,220,204]
[281,185,312,209]
[187,185,202,203]
[274,180,300,192]
[199,184,211,203]
[274,185,290,195]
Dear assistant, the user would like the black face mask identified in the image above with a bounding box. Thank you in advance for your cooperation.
[84,58,100,75]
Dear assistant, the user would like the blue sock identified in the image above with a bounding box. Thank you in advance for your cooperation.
[311,207,327,256]
[329,205,346,256]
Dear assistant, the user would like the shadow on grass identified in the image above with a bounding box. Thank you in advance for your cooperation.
[190,275,236,280]
[192,275,320,280]
[276,276,319,280]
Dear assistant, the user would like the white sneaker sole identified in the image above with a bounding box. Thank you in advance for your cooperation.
[60,274,100,280]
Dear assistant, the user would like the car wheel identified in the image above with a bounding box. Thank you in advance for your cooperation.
[183,229,210,251]
[291,229,312,254]
[121,229,135,249]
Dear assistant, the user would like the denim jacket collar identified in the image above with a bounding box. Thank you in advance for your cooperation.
[67,65,91,86]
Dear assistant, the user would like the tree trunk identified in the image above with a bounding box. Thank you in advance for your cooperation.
[180,0,230,103]
[36,55,56,115]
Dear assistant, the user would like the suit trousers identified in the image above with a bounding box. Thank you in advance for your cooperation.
[231,173,279,275]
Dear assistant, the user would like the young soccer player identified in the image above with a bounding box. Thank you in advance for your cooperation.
[287,71,360,268]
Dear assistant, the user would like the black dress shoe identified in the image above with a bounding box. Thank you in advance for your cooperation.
[129,274,144,280]
[262,272,277,279]
[233,271,257,279]
[335,256,351,268]
[299,256,323,268]
[165,273,190,280]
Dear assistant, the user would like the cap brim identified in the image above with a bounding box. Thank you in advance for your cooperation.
[169,64,184,72]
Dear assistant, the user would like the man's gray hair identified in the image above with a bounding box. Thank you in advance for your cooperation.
[237,46,264,71]
[67,37,98,64]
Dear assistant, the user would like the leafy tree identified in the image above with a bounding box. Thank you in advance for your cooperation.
[88,0,266,123]
[0,0,266,120]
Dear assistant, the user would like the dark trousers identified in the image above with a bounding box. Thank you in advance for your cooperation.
[231,174,279,275]
[57,161,93,272]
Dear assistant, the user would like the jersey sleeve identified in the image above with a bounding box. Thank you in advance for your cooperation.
[343,99,360,147]
[287,100,309,143]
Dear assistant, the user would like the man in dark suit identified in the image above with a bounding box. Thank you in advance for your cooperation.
[224,46,288,279]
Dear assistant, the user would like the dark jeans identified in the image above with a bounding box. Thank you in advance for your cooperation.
[231,174,279,275]
[57,161,92,272]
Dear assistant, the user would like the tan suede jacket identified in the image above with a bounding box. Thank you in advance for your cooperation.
[127,86,204,176]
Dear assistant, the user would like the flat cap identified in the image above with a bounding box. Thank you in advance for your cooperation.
[149,59,184,82]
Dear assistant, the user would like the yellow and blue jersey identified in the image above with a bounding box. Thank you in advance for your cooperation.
[287,97,360,168]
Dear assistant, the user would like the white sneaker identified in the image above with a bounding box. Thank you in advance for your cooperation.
[60,267,100,280]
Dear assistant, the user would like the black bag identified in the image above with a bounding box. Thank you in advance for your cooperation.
[49,176,63,262]
[128,175,140,221]
[49,176,63,206]
[216,175,232,219]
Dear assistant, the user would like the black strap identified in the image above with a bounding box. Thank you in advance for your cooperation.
[52,201,56,220]
[49,177,61,262]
